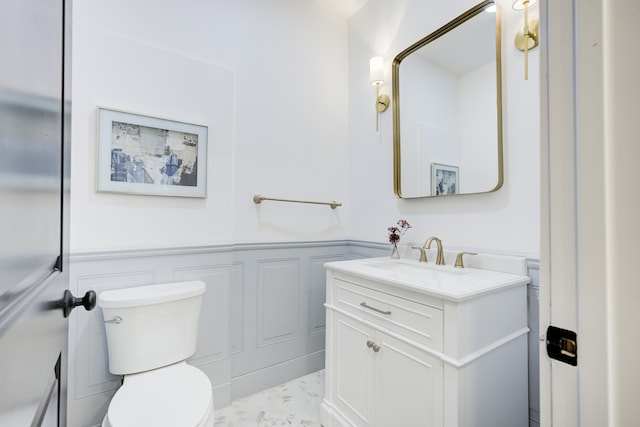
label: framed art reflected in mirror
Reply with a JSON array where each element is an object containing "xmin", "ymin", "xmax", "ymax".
[{"xmin": 431, "ymin": 163, "xmax": 459, "ymax": 196}]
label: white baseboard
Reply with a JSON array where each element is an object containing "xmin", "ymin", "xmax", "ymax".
[{"xmin": 229, "ymin": 350, "xmax": 325, "ymax": 403}]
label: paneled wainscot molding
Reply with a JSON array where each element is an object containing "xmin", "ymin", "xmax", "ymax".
[{"xmin": 65, "ymin": 241, "xmax": 540, "ymax": 427}]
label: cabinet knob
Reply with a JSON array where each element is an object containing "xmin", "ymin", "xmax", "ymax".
[{"xmin": 366, "ymin": 340, "xmax": 381, "ymax": 352}]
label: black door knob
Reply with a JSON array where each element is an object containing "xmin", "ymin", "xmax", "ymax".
[{"xmin": 60, "ymin": 290, "xmax": 97, "ymax": 318}]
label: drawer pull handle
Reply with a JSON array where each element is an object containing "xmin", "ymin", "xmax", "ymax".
[
  {"xmin": 360, "ymin": 302, "xmax": 391, "ymax": 315},
  {"xmin": 367, "ymin": 340, "xmax": 375, "ymax": 348}
]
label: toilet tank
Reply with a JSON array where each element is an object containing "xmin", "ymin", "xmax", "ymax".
[{"xmin": 98, "ymin": 281, "xmax": 205, "ymax": 375}]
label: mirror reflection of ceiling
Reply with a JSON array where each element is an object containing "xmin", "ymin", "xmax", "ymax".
[
  {"xmin": 314, "ymin": 0, "xmax": 369, "ymax": 18},
  {"xmin": 416, "ymin": 11, "xmax": 495, "ymax": 76}
]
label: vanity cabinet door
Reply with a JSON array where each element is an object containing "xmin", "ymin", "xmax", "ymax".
[
  {"xmin": 330, "ymin": 313, "xmax": 444, "ymax": 426},
  {"xmin": 331, "ymin": 313, "xmax": 376, "ymax": 426},
  {"xmin": 376, "ymin": 331, "xmax": 444, "ymax": 426}
]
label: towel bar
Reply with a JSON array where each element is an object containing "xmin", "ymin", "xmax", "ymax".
[{"xmin": 253, "ymin": 194, "xmax": 342, "ymax": 209}]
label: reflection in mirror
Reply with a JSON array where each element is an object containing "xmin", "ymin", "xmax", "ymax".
[{"xmin": 392, "ymin": 0, "xmax": 502, "ymax": 198}]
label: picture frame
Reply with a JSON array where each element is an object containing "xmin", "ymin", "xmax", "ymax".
[
  {"xmin": 97, "ymin": 107, "xmax": 208, "ymax": 197},
  {"xmin": 431, "ymin": 163, "xmax": 459, "ymax": 196}
]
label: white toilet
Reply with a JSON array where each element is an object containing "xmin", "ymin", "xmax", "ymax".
[{"xmin": 98, "ymin": 281, "xmax": 214, "ymax": 427}]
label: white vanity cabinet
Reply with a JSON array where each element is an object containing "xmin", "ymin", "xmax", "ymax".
[
  {"xmin": 330, "ymin": 310, "xmax": 444, "ymax": 426},
  {"xmin": 320, "ymin": 258, "xmax": 530, "ymax": 427}
]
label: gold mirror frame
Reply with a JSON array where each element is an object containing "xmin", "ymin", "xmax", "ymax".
[{"xmin": 392, "ymin": 0, "xmax": 503, "ymax": 198}]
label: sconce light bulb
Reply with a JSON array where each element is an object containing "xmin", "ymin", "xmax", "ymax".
[
  {"xmin": 512, "ymin": 0, "xmax": 538, "ymax": 10},
  {"xmin": 369, "ymin": 56, "xmax": 389, "ymax": 131},
  {"xmin": 369, "ymin": 56, "xmax": 385, "ymax": 86}
]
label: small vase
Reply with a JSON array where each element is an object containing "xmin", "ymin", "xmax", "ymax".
[{"xmin": 390, "ymin": 244, "xmax": 400, "ymax": 259}]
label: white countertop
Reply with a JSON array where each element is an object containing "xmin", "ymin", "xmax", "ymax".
[{"xmin": 325, "ymin": 257, "xmax": 530, "ymax": 302}]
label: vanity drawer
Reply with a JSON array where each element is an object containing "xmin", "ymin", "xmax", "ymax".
[{"xmin": 334, "ymin": 279, "xmax": 443, "ymax": 351}]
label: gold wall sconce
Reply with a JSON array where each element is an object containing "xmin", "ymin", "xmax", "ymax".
[
  {"xmin": 369, "ymin": 56, "xmax": 390, "ymax": 131},
  {"xmin": 513, "ymin": 0, "xmax": 539, "ymax": 80}
]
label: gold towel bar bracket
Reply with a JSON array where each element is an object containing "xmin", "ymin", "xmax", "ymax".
[{"xmin": 253, "ymin": 194, "xmax": 342, "ymax": 209}]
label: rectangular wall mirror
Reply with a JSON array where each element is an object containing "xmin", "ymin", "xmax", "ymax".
[{"xmin": 392, "ymin": 0, "xmax": 503, "ymax": 198}]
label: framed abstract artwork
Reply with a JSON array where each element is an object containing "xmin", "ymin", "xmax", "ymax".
[{"xmin": 97, "ymin": 107, "xmax": 207, "ymax": 197}]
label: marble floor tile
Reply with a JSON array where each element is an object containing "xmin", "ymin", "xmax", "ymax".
[{"xmin": 214, "ymin": 370, "xmax": 324, "ymax": 427}]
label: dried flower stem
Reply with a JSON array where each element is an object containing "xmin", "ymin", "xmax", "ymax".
[{"xmin": 388, "ymin": 219, "xmax": 411, "ymax": 244}]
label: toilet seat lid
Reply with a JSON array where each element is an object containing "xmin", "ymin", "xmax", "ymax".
[{"xmin": 107, "ymin": 362, "xmax": 213, "ymax": 427}]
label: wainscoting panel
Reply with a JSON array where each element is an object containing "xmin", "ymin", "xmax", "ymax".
[
  {"xmin": 256, "ymin": 258, "xmax": 300, "ymax": 347},
  {"xmin": 527, "ymin": 260, "xmax": 541, "ymax": 427},
  {"xmin": 230, "ymin": 262, "xmax": 245, "ymax": 355},
  {"xmin": 67, "ymin": 247, "xmax": 234, "ymax": 427},
  {"xmin": 309, "ymin": 255, "xmax": 344, "ymax": 335},
  {"xmin": 65, "ymin": 241, "xmax": 539, "ymax": 427},
  {"xmin": 66, "ymin": 242, "xmax": 347, "ymax": 427},
  {"xmin": 346, "ymin": 240, "xmax": 389, "ymax": 260},
  {"xmin": 174, "ymin": 265, "xmax": 231, "ymax": 365},
  {"xmin": 229, "ymin": 242, "xmax": 347, "ymax": 399}
]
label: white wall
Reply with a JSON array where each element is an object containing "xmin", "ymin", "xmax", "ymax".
[
  {"xmin": 67, "ymin": 2, "xmax": 542, "ymax": 423},
  {"xmin": 71, "ymin": 0, "xmax": 539, "ymax": 256},
  {"xmin": 348, "ymin": 0, "xmax": 540, "ymax": 257},
  {"xmin": 71, "ymin": 0, "xmax": 351, "ymax": 251}
]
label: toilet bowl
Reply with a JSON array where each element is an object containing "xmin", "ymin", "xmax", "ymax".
[{"xmin": 98, "ymin": 281, "xmax": 214, "ymax": 427}]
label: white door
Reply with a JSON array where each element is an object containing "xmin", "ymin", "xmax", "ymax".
[
  {"xmin": 540, "ymin": 0, "xmax": 640, "ymax": 425},
  {"xmin": 376, "ymin": 331, "xmax": 443, "ymax": 427},
  {"xmin": 332, "ymin": 313, "xmax": 376, "ymax": 426}
]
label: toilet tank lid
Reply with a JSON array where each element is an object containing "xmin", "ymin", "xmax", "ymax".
[{"xmin": 98, "ymin": 281, "xmax": 205, "ymax": 309}]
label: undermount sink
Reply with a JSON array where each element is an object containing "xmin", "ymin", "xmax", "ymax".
[
  {"xmin": 324, "ymin": 256, "xmax": 530, "ymax": 301},
  {"xmin": 364, "ymin": 258, "xmax": 466, "ymax": 279}
]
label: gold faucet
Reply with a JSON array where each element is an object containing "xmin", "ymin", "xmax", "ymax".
[{"xmin": 412, "ymin": 236, "xmax": 445, "ymax": 265}]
